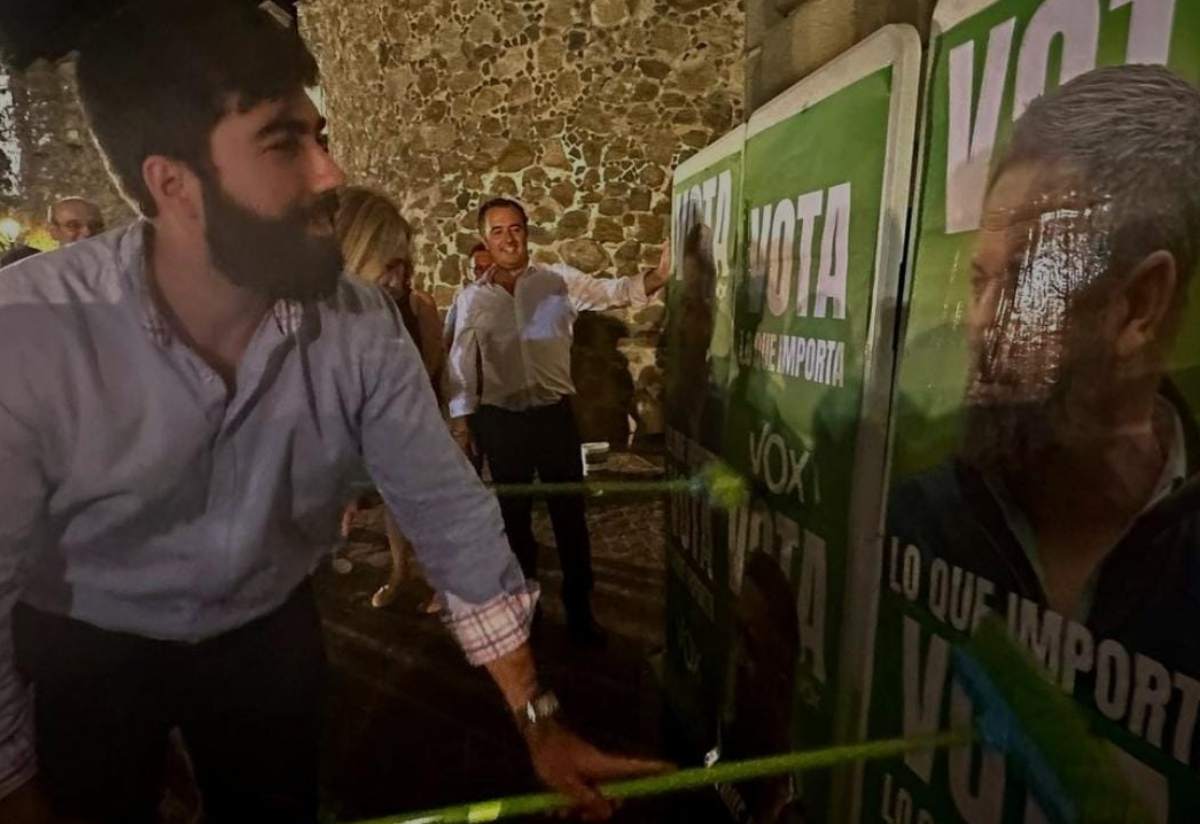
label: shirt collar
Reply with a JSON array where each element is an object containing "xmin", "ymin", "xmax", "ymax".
[
  {"xmin": 479, "ymin": 262, "xmax": 535, "ymax": 287},
  {"xmin": 1149, "ymin": 396, "xmax": 1189, "ymax": 505},
  {"xmin": 982, "ymin": 395, "xmax": 1189, "ymax": 620},
  {"xmin": 123, "ymin": 220, "xmax": 305, "ymax": 348}
]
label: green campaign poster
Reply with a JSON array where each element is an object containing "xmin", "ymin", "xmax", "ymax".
[
  {"xmin": 715, "ymin": 25, "xmax": 921, "ymax": 823},
  {"xmin": 863, "ymin": 1, "xmax": 1200, "ymax": 822},
  {"xmin": 662, "ymin": 125, "xmax": 744, "ymax": 755}
]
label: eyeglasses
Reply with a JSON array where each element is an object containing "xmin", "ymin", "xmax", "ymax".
[{"xmin": 55, "ymin": 220, "xmax": 105, "ymax": 234}]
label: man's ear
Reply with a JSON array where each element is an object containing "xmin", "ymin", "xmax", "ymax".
[
  {"xmin": 1114, "ymin": 250, "xmax": 1178, "ymax": 359},
  {"xmin": 141, "ymin": 155, "xmax": 204, "ymax": 222}
]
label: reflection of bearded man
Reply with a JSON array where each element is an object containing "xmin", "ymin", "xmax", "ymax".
[
  {"xmin": 719, "ymin": 552, "xmax": 806, "ymax": 824},
  {"xmin": 667, "ymin": 222, "xmax": 718, "ymax": 439}
]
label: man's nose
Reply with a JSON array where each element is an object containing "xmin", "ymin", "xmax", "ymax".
[{"xmin": 309, "ymin": 142, "xmax": 346, "ymax": 193}]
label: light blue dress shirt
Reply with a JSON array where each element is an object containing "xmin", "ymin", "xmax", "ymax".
[{"xmin": 0, "ymin": 221, "xmax": 531, "ymax": 795}]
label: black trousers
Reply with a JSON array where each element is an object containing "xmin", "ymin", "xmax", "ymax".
[
  {"xmin": 14, "ymin": 581, "xmax": 325, "ymax": 824},
  {"xmin": 470, "ymin": 398, "xmax": 594, "ymax": 621}
]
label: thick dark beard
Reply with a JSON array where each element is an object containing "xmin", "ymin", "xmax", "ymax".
[
  {"xmin": 202, "ymin": 177, "xmax": 344, "ymax": 303},
  {"xmin": 960, "ymin": 398, "xmax": 1063, "ymax": 477},
  {"xmin": 960, "ymin": 339, "xmax": 1113, "ymax": 478}
]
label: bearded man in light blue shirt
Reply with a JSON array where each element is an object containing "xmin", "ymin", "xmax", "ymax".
[{"xmin": 0, "ymin": 2, "xmax": 664, "ymax": 822}]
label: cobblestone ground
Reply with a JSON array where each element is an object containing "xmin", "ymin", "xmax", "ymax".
[{"xmin": 314, "ymin": 450, "xmax": 706, "ymax": 823}]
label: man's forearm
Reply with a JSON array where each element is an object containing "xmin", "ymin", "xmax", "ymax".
[
  {"xmin": 483, "ymin": 642, "xmax": 540, "ymax": 712},
  {"xmin": 642, "ymin": 265, "xmax": 667, "ymax": 297},
  {"xmin": 643, "ymin": 243, "xmax": 671, "ymax": 296}
]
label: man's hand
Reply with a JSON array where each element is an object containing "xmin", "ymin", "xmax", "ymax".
[
  {"xmin": 643, "ymin": 243, "xmax": 671, "ymax": 297},
  {"xmin": 339, "ymin": 500, "xmax": 358, "ymax": 539},
  {"xmin": 524, "ymin": 719, "xmax": 672, "ymax": 820},
  {"xmin": 449, "ymin": 416, "xmax": 475, "ymax": 459}
]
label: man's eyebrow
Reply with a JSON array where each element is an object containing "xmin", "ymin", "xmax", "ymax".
[{"xmin": 255, "ymin": 115, "xmax": 326, "ymax": 141}]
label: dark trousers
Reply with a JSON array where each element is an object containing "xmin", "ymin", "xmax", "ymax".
[
  {"xmin": 14, "ymin": 582, "xmax": 326, "ymax": 824},
  {"xmin": 470, "ymin": 398, "xmax": 594, "ymax": 621}
]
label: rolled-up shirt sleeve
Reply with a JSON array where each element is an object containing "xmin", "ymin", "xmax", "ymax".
[
  {"xmin": 0, "ymin": 400, "xmax": 42, "ymax": 799},
  {"xmin": 556, "ymin": 263, "xmax": 650, "ymax": 312},
  {"xmin": 444, "ymin": 292, "xmax": 482, "ymax": 419},
  {"xmin": 441, "ymin": 298, "xmax": 459, "ymax": 353},
  {"xmin": 358, "ymin": 296, "xmax": 536, "ymax": 664}
]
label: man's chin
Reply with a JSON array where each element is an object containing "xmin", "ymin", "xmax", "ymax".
[
  {"xmin": 960, "ymin": 399, "xmax": 1060, "ymax": 476},
  {"xmin": 495, "ymin": 254, "xmax": 528, "ymax": 270}
]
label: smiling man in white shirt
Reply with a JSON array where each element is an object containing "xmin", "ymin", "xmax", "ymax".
[{"xmin": 446, "ymin": 198, "xmax": 669, "ymax": 645}]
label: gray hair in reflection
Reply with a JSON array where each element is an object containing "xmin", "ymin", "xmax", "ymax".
[{"xmin": 997, "ymin": 64, "xmax": 1200, "ymax": 316}]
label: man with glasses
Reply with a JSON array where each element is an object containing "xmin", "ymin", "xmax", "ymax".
[{"xmin": 47, "ymin": 197, "xmax": 105, "ymax": 245}]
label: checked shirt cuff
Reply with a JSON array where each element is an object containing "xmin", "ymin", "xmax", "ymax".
[{"xmin": 441, "ymin": 582, "xmax": 540, "ymax": 666}]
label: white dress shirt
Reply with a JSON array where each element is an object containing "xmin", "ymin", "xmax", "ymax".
[{"xmin": 445, "ymin": 262, "xmax": 650, "ymax": 417}]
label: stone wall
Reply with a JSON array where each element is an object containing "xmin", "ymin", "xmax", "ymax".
[
  {"xmin": 745, "ymin": 0, "xmax": 934, "ymax": 109},
  {"xmin": 2, "ymin": 57, "xmax": 132, "ymax": 234},
  {"xmin": 299, "ymin": 0, "xmax": 745, "ymax": 443},
  {"xmin": 300, "ymin": 0, "xmax": 744, "ymax": 303}
]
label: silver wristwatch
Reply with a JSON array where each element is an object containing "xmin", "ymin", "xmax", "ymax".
[{"xmin": 516, "ymin": 690, "xmax": 561, "ymax": 731}]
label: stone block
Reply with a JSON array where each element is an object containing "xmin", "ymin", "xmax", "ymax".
[
  {"xmin": 638, "ymin": 165, "xmax": 666, "ymax": 188},
  {"xmin": 560, "ymin": 239, "xmax": 611, "ymax": 273},
  {"xmin": 632, "ymin": 80, "xmax": 659, "ymax": 102},
  {"xmin": 536, "ymin": 36, "xmax": 567, "ymax": 73},
  {"xmin": 649, "ymin": 22, "xmax": 689, "ymax": 55},
  {"xmin": 750, "ymin": 0, "xmax": 845, "ymax": 109},
  {"xmin": 492, "ymin": 175, "xmax": 519, "ymax": 196},
  {"xmin": 603, "ymin": 181, "xmax": 630, "ymax": 198},
  {"xmin": 637, "ymin": 59, "xmax": 671, "ymax": 80},
  {"xmin": 455, "ymin": 232, "xmax": 481, "ymax": 254},
  {"xmin": 439, "ymin": 255, "xmax": 464, "ymax": 285},
  {"xmin": 749, "ymin": 0, "xmax": 934, "ymax": 110},
  {"xmin": 496, "ymin": 141, "xmax": 536, "ymax": 172},
  {"xmin": 634, "ymin": 213, "xmax": 665, "ymax": 242},
  {"xmin": 615, "ymin": 240, "xmax": 642, "ymax": 262},
  {"xmin": 598, "ymin": 198, "xmax": 626, "ymax": 217},
  {"xmin": 494, "ymin": 48, "xmax": 529, "ymax": 80},
  {"xmin": 548, "ymin": 180, "xmax": 576, "ymax": 208},
  {"xmin": 674, "ymin": 55, "xmax": 718, "ymax": 95},
  {"xmin": 558, "ymin": 209, "xmax": 591, "ymax": 238},
  {"xmin": 528, "ymin": 224, "xmax": 557, "ymax": 244},
  {"xmin": 530, "ymin": 202, "xmax": 561, "ymax": 225},
  {"xmin": 591, "ymin": 0, "xmax": 629, "ymax": 28},
  {"xmin": 628, "ymin": 190, "xmax": 652, "ymax": 211},
  {"xmin": 593, "ymin": 216, "xmax": 625, "ymax": 243},
  {"xmin": 543, "ymin": 0, "xmax": 575, "ymax": 29},
  {"xmin": 542, "ymin": 139, "xmax": 572, "ymax": 170}
]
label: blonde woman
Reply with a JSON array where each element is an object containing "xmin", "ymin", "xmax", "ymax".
[{"xmin": 336, "ymin": 187, "xmax": 444, "ymax": 609}]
